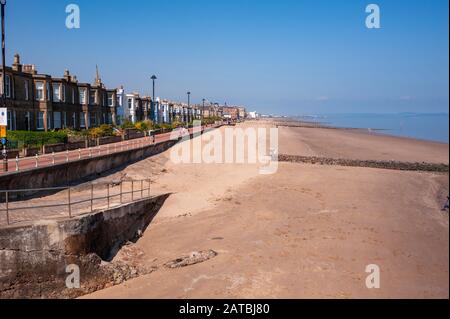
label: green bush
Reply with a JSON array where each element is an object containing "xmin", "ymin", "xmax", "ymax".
[{"xmin": 8, "ymin": 131, "xmax": 68, "ymax": 149}]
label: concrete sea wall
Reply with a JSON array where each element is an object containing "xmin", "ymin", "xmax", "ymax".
[
  {"xmin": 0, "ymin": 194, "xmax": 169, "ymax": 299},
  {"xmin": 0, "ymin": 139, "xmax": 179, "ymax": 191}
]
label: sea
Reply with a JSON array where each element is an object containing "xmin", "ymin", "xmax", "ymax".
[{"xmin": 295, "ymin": 113, "xmax": 449, "ymax": 143}]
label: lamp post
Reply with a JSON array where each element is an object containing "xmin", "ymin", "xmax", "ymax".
[
  {"xmin": 1, "ymin": 0, "xmax": 7, "ymax": 172},
  {"xmin": 187, "ymin": 91, "xmax": 191, "ymax": 123},
  {"xmin": 202, "ymin": 98, "xmax": 205, "ymax": 121},
  {"xmin": 151, "ymin": 75, "xmax": 157, "ymax": 123}
]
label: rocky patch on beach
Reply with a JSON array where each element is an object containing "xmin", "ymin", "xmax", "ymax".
[
  {"xmin": 278, "ymin": 154, "xmax": 449, "ymax": 172},
  {"xmin": 164, "ymin": 250, "xmax": 218, "ymax": 269}
]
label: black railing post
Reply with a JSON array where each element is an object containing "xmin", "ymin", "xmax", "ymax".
[
  {"xmin": 5, "ymin": 190, "xmax": 9, "ymax": 225},
  {"xmin": 107, "ymin": 183, "xmax": 110, "ymax": 209},
  {"xmin": 68, "ymin": 187, "xmax": 72, "ymax": 218},
  {"xmin": 90, "ymin": 184, "xmax": 94, "ymax": 213},
  {"xmin": 120, "ymin": 182, "xmax": 123, "ymax": 204}
]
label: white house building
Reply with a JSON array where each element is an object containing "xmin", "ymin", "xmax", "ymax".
[
  {"xmin": 115, "ymin": 86, "xmax": 126, "ymax": 125},
  {"xmin": 125, "ymin": 92, "xmax": 141, "ymax": 123}
]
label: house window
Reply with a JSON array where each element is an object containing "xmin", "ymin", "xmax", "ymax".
[
  {"xmin": 7, "ymin": 111, "xmax": 12, "ymax": 130},
  {"xmin": 79, "ymin": 112, "xmax": 86, "ymax": 128},
  {"xmin": 62, "ymin": 85, "xmax": 66, "ymax": 102},
  {"xmin": 72, "ymin": 88, "xmax": 75, "ymax": 104},
  {"xmin": 24, "ymin": 80, "xmax": 29, "ymax": 101},
  {"xmin": 127, "ymin": 98, "xmax": 132, "ymax": 109},
  {"xmin": 79, "ymin": 88, "xmax": 87, "ymax": 104},
  {"xmin": 4, "ymin": 75, "xmax": 11, "ymax": 98},
  {"xmin": 90, "ymin": 91, "xmax": 96, "ymax": 105},
  {"xmin": 62, "ymin": 112, "xmax": 67, "ymax": 128},
  {"xmin": 47, "ymin": 111, "xmax": 53, "ymax": 129},
  {"xmin": 35, "ymin": 82, "xmax": 44, "ymax": 101},
  {"xmin": 37, "ymin": 112, "xmax": 44, "ymax": 130},
  {"xmin": 47, "ymin": 82, "xmax": 52, "ymax": 101},
  {"xmin": 25, "ymin": 112, "xmax": 31, "ymax": 131},
  {"xmin": 90, "ymin": 112, "xmax": 97, "ymax": 126},
  {"xmin": 53, "ymin": 83, "xmax": 61, "ymax": 102},
  {"xmin": 54, "ymin": 111, "xmax": 62, "ymax": 129},
  {"xmin": 108, "ymin": 93, "xmax": 114, "ymax": 106},
  {"xmin": 72, "ymin": 112, "xmax": 76, "ymax": 128}
]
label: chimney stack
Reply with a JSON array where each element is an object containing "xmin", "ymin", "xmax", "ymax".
[
  {"xmin": 12, "ymin": 53, "xmax": 22, "ymax": 72},
  {"xmin": 64, "ymin": 69, "xmax": 71, "ymax": 82},
  {"xmin": 23, "ymin": 64, "xmax": 37, "ymax": 75}
]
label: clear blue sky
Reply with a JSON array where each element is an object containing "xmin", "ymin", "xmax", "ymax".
[{"xmin": 6, "ymin": 0, "xmax": 449, "ymax": 115}]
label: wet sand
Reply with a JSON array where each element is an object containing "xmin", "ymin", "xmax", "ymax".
[
  {"xmin": 277, "ymin": 124, "xmax": 449, "ymax": 163},
  {"xmin": 80, "ymin": 121, "xmax": 449, "ymax": 299}
]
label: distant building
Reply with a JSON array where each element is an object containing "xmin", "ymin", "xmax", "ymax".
[
  {"xmin": 247, "ymin": 111, "xmax": 259, "ymax": 119},
  {"xmin": 237, "ymin": 107, "xmax": 246, "ymax": 120},
  {"xmin": 222, "ymin": 106, "xmax": 239, "ymax": 120}
]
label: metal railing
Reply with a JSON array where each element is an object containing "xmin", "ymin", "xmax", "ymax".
[
  {"xmin": 2, "ymin": 124, "xmax": 220, "ymax": 174},
  {"xmin": 0, "ymin": 179, "xmax": 151, "ymax": 226},
  {"xmin": 7, "ymin": 137, "xmax": 157, "ymax": 173}
]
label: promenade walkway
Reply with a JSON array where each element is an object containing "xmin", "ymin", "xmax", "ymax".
[{"xmin": 1, "ymin": 124, "xmax": 217, "ymax": 175}]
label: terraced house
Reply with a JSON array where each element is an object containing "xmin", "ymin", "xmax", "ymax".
[{"xmin": 0, "ymin": 54, "xmax": 117, "ymax": 131}]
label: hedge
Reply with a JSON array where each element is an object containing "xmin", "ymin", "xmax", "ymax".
[{"xmin": 7, "ymin": 131, "xmax": 68, "ymax": 149}]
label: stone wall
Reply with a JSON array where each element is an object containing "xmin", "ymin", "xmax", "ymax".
[
  {"xmin": 98, "ymin": 136, "xmax": 123, "ymax": 145},
  {"xmin": 42, "ymin": 141, "xmax": 87, "ymax": 154}
]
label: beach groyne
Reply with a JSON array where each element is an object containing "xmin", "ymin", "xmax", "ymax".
[{"xmin": 278, "ymin": 154, "xmax": 449, "ymax": 172}]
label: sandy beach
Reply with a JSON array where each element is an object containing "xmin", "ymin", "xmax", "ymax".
[{"xmin": 76, "ymin": 120, "xmax": 449, "ymax": 299}]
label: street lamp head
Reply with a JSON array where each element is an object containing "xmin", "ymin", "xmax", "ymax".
[
  {"xmin": 0, "ymin": 0, "xmax": 6, "ymax": 5},
  {"xmin": 151, "ymin": 75, "xmax": 157, "ymax": 80}
]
